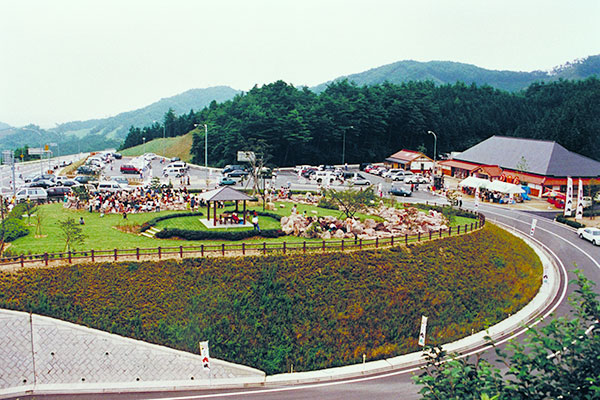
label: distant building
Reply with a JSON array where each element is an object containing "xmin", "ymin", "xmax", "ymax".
[
  {"xmin": 384, "ymin": 149, "xmax": 434, "ymax": 172},
  {"xmin": 439, "ymin": 136, "xmax": 600, "ymax": 197}
]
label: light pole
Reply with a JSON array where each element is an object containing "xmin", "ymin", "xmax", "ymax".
[
  {"xmin": 342, "ymin": 125, "xmax": 354, "ymax": 165},
  {"xmin": 194, "ymin": 123, "xmax": 209, "ymax": 173},
  {"xmin": 142, "ymin": 137, "xmax": 146, "ymax": 155},
  {"xmin": 427, "ymin": 130, "xmax": 437, "ymax": 174}
]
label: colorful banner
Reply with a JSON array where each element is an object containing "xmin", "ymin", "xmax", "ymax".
[
  {"xmin": 199, "ymin": 341, "xmax": 210, "ymax": 369},
  {"xmin": 418, "ymin": 315, "xmax": 428, "ymax": 347},
  {"xmin": 576, "ymin": 178, "xmax": 584, "ymax": 220},
  {"xmin": 564, "ymin": 177, "xmax": 573, "ymax": 216}
]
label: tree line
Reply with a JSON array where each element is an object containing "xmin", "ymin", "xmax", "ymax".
[{"xmin": 120, "ymin": 77, "xmax": 600, "ymax": 167}]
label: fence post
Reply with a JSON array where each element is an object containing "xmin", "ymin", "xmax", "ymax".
[
  {"xmin": 322, "ymin": 240, "xmax": 325, "ymax": 251},
  {"xmin": 283, "ymin": 242, "xmax": 286, "ymax": 254},
  {"xmin": 113, "ymin": 249, "xmax": 117, "ymax": 261},
  {"xmin": 91, "ymin": 249, "xmax": 95, "ymax": 262},
  {"xmin": 69, "ymin": 251, "xmax": 72, "ymax": 263},
  {"xmin": 263, "ymin": 242, "xmax": 266, "ymax": 255},
  {"xmin": 391, "ymin": 235, "xmax": 394, "ymax": 246},
  {"xmin": 179, "ymin": 246, "xmax": 183, "ymax": 258},
  {"xmin": 242, "ymin": 243, "xmax": 245, "ymax": 255},
  {"xmin": 449, "ymin": 227, "xmax": 452, "ymax": 236},
  {"xmin": 376, "ymin": 237, "xmax": 379, "ymax": 248},
  {"xmin": 136, "ymin": 248, "xmax": 140, "ymax": 260},
  {"xmin": 457, "ymin": 225, "xmax": 460, "ymax": 235},
  {"xmin": 200, "ymin": 245, "xmax": 204, "ymax": 257},
  {"xmin": 470, "ymin": 222, "xmax": 473, "ymax": 231},
  {"xmin": 303, "ymin": 241, "xmax": 306, "ymax": 253},
  {"xmin": 465, "ymin": 223, "xmax": 468, "ymax": 233},
  {"xmin": 359, "ymin": 238, "xmax": 362, "ymax": 250},
  {"xmin": 341, "ymin": 239, "xmax": 344, "ymax": 251},
  {"xmin": 439, "ymin": 229, "xmax": 442, "ymax": 238},
  {"xmin": 418, "ymin": 232, "xmax": 421, "ymax": 242},
  {"xmin": 44, "ymin": 253, "xmax": 48, "ymax": 266},
  {"xmin": 158, "ymin": 246, "xmax": 162, "ymax": 259},
  {"xmin": 20, "ymin": 255, "xmax": 24, "ymax": 268},
  {"xmin": 429, "ymin": 231, "xmax": 432, "ymax": 240},
  {"xmin": 222, "ymin": 243, "xmax": 225, "ymax": 256},
  {"xmin": 475, "ymin": 221, "xmax": 479, "ymax": 229},
  {"xmin": 405, "ymin": 233, "xmax": 408, "ymax": 245}
]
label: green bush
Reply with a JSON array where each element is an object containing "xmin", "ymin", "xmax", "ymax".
[
  {"xmin": 140, "ymin": 212, "xmax": 204, "ymax": 232},
  {"xmin": 155, "ymin": 228, "xmax": 285, "ymax": 241},
  {"xmin": 0, "ymin": 218, "xmax": 30, "ymax": 242},
  {"xmin": 555, "ymin": 214, "xmax": 585, "ymax": 228},
  {"xmin": 317, "ymin": 196, "xmax": 338, "ymax": 210}
]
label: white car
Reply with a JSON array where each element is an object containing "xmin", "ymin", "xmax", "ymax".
[
  {"xmin": 348, "ymin": 174, "xmax": 371, "ymax": 186},
  {"xmin": 577, "ymin": 227, "xmax": 600, "ymax": 246},
  {"xmin": 405, "ymin": 174, "xmax": 429, "ymax": 184}
]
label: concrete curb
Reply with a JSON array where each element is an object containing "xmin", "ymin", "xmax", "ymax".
[{"xmin": 0, "ymin": 224, "xmax": 561, "ymax": 398}]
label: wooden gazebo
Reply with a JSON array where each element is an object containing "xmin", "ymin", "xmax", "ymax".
[{"xmin": 196, "ymin": 187, "xmax": 255, "ymax": 227}]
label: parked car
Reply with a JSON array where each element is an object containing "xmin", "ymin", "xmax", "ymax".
[
  {"xmin": 15, "ymin": 187, "xmax": 48, "ymax": 202},
  {"xmin": 405, "ymin": 173, "xmax": 428, "ymax": 184},
  {"xmin": 389, "ymin": 184, "xmax": 412, "ymax": 197},
  {"xmin": 32, "ymin": 174, "xmax": 56, "ymax": 182},
  {"xmin": 166, "ymin": 161, "xmax": 188, "ymax": 171},
  {"xmin": 170, "ymin": 157, "xmax": 181, "ymax": 162},
  {"xmin": 111, "ymin": 177, "xmax": 129, "ymax": 186},
  {"xmin": 46, "ymin": 186, "xmax": 71, "ymax": 198},
  {"xmin": 112, "ymin": 152, "xmax": 122, "ymax": 159},
  {"xmin": 96, "ymin": 181, "xmax": 125, "ymax": 193},
  {"xmin": 577, "ymin": 227, "xmax": 600, "ymax": 246},
  {"xmin": 223, "ymin": 165, "xmax": 245, "ymax": 174},
  {"xmin": 359, "ymin": 163, "xmax": 372, "ymax": 171},
  {"xmin": 163, "ymin": 166, "xmax": 185, "ymax": 177},
  {"xmin": 311, "ymin": 171, "xmax": 335, "ymax": 184},
  {"xmin": 59, "ymin": 160, "xmax": 73, "ymax": 167},
  {"xmin": 349, "ymin": 174, "xmax": 371, "ymax": 186},
  {"xmin": 74, "ymin": 175, "xmax": 95, "ymax": 184},
  {"xmin": 143, "ymin": 153, "xmax": 157, "ymax": 161},
  {"xmin": 120, "ymin": 164, "xmax": 140, "ymax": 174},
  {"xmin": 60, "ymin": 179, "xmax": 79, "ymax": 187},
  {"xmin": 301, "ymin": 168, "xmax": 317, "ymax": 178},
  {"xmin": 374, "ymin": 166, "xmax": 388, "ymax": 176},
  {"xmin": 294, "ymin": 165, "xmax": 312, "ymax": 174},
  {"xmin": 227, "ymin": 169, "xmax": 249, "ymax": 178},
  {"xmin": 219, "ymin": 177, "xmax": 236, "ymax": 186},
  {"xmin": 391, "ymin": 171, "xmax": 414, "ymax": 181},
  {"xmin": 77, "ymin": 165, "xmax": 97, "ymax": 175},
  {"xmin": 27, "ymin": 179, "xmax": 55, "ymax": 189},
  {"xmin": 383, "ymin": 169, "xmax": 403, "ymax": 178}
]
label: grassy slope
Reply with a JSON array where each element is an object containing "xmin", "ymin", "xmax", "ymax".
[
  {"xmin": 0, "ymin": 224, "xmax": 542, "ymax": 375},
  {"xmin": 119, "ymin": 132, "xmax": 194, "ymax": 162}
]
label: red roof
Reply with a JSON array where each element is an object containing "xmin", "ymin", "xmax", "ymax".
[
  {"xmin": 438, "ymin": 159, "xmax": 480, "ymax": 171},
  {"xmin": 387, "ymin": 149, "xmax": 428, "ymax": 162}
]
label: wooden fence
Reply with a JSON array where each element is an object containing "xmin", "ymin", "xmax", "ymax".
[{"xmin": 1, "ymin": 216, "xmax": 485, "ymax": 269}]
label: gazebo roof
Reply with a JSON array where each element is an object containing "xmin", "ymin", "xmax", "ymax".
[{"xmin": 197, "ymin": 187, "xmax": 255, "ymax": 202}]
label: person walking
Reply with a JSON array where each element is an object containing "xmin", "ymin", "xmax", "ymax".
[{"xmin": 252, "ymin": 212, "xmax": 260, "ymax": 232}]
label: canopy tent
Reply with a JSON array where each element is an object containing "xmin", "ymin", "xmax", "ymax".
[
  {"xmin": 458, "ymin": 176, "xmax": 490, "ymax": 189},
  {"xmin": 486, "ymin": 180, "xmax": 526, "ymax": 194},
  {"xmin": 197, "ymin": 187, "xmax": 255, "ymax": 227}
]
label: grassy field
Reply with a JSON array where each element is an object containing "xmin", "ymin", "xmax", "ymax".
[
  {"xmin": 7, "ymin": 201, "xmax": 477, "ymax": 255},
  {"xmin": 120, "ymin": 132, "xmax": 194, "ymax": 162},
  {"xmin": 0, "ymin": 224, "xmax": 542, "ymax": 374}
]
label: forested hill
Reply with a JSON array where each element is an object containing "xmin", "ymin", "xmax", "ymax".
[
  {"xmin": 311, "ymin": 55, "xmax": 600, "ymax": 93},
  {"xmin": 122, "ymin": 78, "xmax": 600, "ymax": 168}
]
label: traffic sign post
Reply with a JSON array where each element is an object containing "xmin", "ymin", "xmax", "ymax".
[{"xmin": 418, "ymin": 315, "xmax": 428, "ymax": 348}]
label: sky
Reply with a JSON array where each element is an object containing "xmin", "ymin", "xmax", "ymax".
[{"xmin": 1, "ymin": 0, "xmax": 599, "ymax": 128}]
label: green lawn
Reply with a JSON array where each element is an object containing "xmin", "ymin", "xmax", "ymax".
[{"xmin": 7, "ymin": 202, "xmax": 477, "ymax": 256}]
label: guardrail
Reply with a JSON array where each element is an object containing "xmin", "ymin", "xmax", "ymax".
[{"xmin": 1, "ymin": 215, "xmax": 485, "ymax": 269}]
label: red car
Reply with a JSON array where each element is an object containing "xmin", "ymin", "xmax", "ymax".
[{"xmin": 120, "ymin": 164, "xmax": 140, "ymax": 174}]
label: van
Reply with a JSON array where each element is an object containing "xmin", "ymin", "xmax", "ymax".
[
  {"xmin": 163, "ymin": 166, "xmax": 185, "ymax": 177},
  {"xmin": 15, "ymin": 188, "xmax": 48, "ymax": 202},
  {"xmin": 167, "ymin": 161, "xmax": 188, "ymax": 170},
  {"xmin": 310, "ymin": 171, "xmax": 335, "ymax": 184},
  {"xmin": 96, "ymin": 181, "xmax": 123, "ymax": 193}
]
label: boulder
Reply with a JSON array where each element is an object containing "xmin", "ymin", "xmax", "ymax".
[
  {"xmin": 364, "ymin": 219, "xmax": 377, "ymax": 229},
  {"xmin": 334, "ymin": 229, "xmax": 345, "ymax": 239},
  {"xmin": 321, "ymin": 231, "xmax": 332, "ymax": 239}
]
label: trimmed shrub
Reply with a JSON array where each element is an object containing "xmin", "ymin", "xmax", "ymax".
[
  {"xmin": 140, "ymin": 212, "xmax": 204, "ymax": 232},
  {"xmin": 155, "ymin": 228, "xmax": 285, "ymax": 241},
  {"xmin": 0, "ymin": 218, "xmax": 30, "ymax": 242},
  {"xmin": 555, "ymin": 214, "xmax": 585, "ymax": 228}
]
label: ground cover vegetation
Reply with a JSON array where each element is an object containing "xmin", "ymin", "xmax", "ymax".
[
  {"xmin": 414, "ymin": 271, "xmax": 600, "ymax": 400},
  {"xmin": 121, "ymin": 78, "xmax": 600, "ymax": 166},
  {"xmin": 0, "ymin": 224, "xmax": 541, "ymax": 374}
]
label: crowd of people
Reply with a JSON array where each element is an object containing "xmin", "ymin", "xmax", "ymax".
[{"xmin": 64, "ymin": 186, "xmax": 209, "ymax": 215}]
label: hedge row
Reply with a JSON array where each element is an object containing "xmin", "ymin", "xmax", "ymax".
[
  {"xmin": 155, "ymin": 227, "xmax": 285, "ymax": 241},
  {"xmin": 140, "ymin": 212, "xmax": 204, "ymax": 232},
  {"xmin": 555, "ymin": 214, "xmax": 585, "ymax": 228}
]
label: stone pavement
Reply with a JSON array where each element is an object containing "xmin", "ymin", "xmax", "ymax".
[{"xmin": 0, "ymin": 309, "xmax": 264, "ymax": 398}]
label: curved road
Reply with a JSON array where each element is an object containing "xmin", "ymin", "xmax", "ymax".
[{"xmin": 12, "ymin": 201, "xmax": 600, "ymax": 400}]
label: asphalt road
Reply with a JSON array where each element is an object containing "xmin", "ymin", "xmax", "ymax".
[{"xmin": 7, "ymin": 168, "xmax": 600, "ymax": 400}]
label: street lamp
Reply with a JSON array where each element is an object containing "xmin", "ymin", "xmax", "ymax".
[
  {"xmin": 142, "ymin": 137, "xmax": 146, "ymax": 155},
  {"xmin": 194, "ymin": 123, "xmax": 208, "ymax": 172},
  {"xmin": 342, "ymin": 125, "xmax": 354, "ymax": 165},
  {"xmin": 427, "ymin": 130, "xmax": 437, "ymax": 174}
]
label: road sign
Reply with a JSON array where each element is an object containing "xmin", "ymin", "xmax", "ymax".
[
  {"xmin": 237, "ymin": 151, "xmax": 255, "ymax": 163},
  {"xmin": 199, "ymin": 341, "xmax": 210, "ymax": 369},
  {"xmin": 28, "ymin": 147, "xmax": 44, "ymax": 155},
  {"xmin": 418, "ymin": 316, "xmax": 428, "ymax": 347},
  {"xmin": 530, "ymin": 219, "xmax": 537, "ymax": 236},
  {"xmin": 2, "ymin": 151, "xmax": 14, "ymax": 165}
]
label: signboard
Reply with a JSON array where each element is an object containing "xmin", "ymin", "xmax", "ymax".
[
  {"xmin": 199, "ymin": 341, "xmax": 210, "ymax": 369},
  {"xmin": 564, "ymin": 177, "xmax": 573, "ymax": 216},
  {"xmin": 28, "ymin": 147, "xmax": 45, "ymax": 155},
  {"xmin": 2, "ymin": 151, "xmax": 14, "ymax": 165},
  {"xmin": 575, "ymin": 179, "xmax": 584, "ymax": 220},
  {"xmin": 530, "ymin": 219, "xmax": 537, "ymax": 236},
  {"xmin": 418, "ymin": 316, "xmax": 428, "ymax": 347},
  {"xmin": 237, "ymin": 151, "xmax": 255, "ymax": 163}
]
